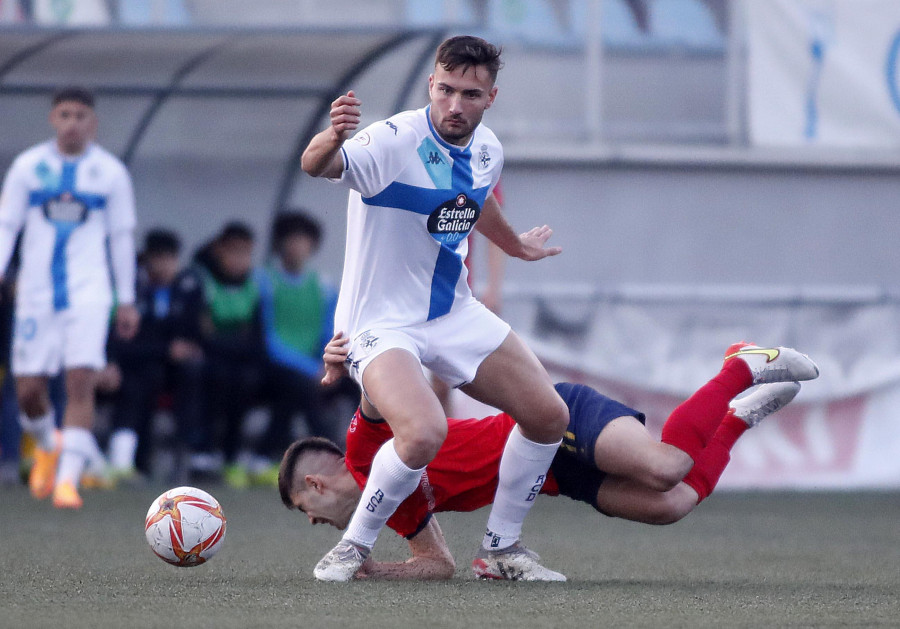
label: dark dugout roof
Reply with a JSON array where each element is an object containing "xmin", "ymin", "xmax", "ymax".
[{"xmin": 0, "ymin": 26, "xmax": 447, "ymax": 212}]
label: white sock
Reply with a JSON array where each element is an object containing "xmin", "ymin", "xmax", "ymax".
[
  {"xmin": 342, "ymin": 439, "xmax": 425, "ymax": 550},
  {"xmin": 55, "ymin": 427, "xmax": 98, "ymax": 487},
  {"xmin": 108, "ymin": 428, "xmax": 138, "ymax": 471},
  {"xmin": 482, "ymin": 426, "xmax": 561, "ymax": 551},
  {"xmin": 19, "ymin": 410, "xmax": 57, "ymax": 451}
]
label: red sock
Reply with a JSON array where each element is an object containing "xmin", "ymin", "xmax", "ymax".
[
  {"xmin": 660, "ymin": 358, "xmax": 753, "ymax": 460},
  {"xmin": 681, "ymin": 412, "xmax": 749, "ymax": 502}
]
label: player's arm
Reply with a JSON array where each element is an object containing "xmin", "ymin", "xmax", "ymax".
[
  {"xmin": 107, "ymin": 166, "xmax": 139, "ymax": 340},
  {"xmin": 355, "ymin": 516, "xmax": 455, "ymax": 581},
  {"xmin": 476, "ymin": 193, "xmax": 562, "ymax": 261},
  {"xmin": 301, "ymin": 91, "xmax": 361, "ymax": 178},
  {"xmin": 0, "ymin": 158, "xmax": 29, "ymax": 280}
]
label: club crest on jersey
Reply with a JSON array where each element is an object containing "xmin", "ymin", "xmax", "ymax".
[
  {"xmin": 43, "ymin": 192, "xmax": 88, "ymax": 224},
  {"xmin": 427, "ymin": 193, "xmax": 480, "ymax": 246},
  {"xmin": 478, "ymin": 144, "xmax": 491, "ymax": 169}
]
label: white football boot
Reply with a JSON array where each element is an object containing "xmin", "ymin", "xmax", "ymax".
[
  {"xmin": 472, "ymin": 541, "xmax": 566, "ymax": 582},
  {"xmin": 314, "ymin": 540, "xmax": 370, "ymax": 582},
  {"xmin": 724, "ymin": 342, "xmax": 819, "ymax": 384},
  {"xmin": 730, "ymin": 381, "xmax": 802, "ymax": 428}
]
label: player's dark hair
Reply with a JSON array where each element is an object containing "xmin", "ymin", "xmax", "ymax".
[
  {"xmin": 435, "ymin": 35, "xmax": 503, "ymax": 83},
  {"xmin": 142, "ymin": 229, "xmax": 181, "ymax": 257},
  {"xmin": 52, "ymin": 86, "xmax": 95, "ymax": 109},
  {"xmin": 270, "ymin": 210, "xmax": 322, "ymax": 253},
  {"xmin": 278, "ymin": 437, "xmax": 345, "ymax": 509},
  {"xmin": 218, "ymin": 221, "xmax": 254, "ymax": 244}
]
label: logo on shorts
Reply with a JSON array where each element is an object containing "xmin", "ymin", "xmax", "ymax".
[
  {"xmin": 427, "ymin": 194, "xmax": 480, "ymax": 246},
  {"xmin": 354, "ymin": 132, "xmax": 371, "ymax": 146},
  {"xmin": 357, "ymin": 330, "xmax": 379, "ymax": 351}
]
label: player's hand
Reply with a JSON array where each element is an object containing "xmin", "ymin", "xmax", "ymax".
[
  {"xmin": 115, "ymin": 303, "xmax": 140, "ymax": 341},
  {"xmin": 170, "ymin": 338, "xmax": 204, "ymax": 363},
  {"xmin": 330, "ymin": 90, "xmax": 362, "ymax": 143},
  {"xmin": 516, "ymin": 225, "xmax": 562, "ymax": 261},
  {"xmin": 321, "ymin": 331, "xmax": 350, "ymax": 387},
  {"xmin": 96, "ymin": 362, "xmax": 122, "ymax": 394}
]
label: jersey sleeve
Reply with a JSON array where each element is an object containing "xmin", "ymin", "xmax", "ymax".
[
  {"xmin": 336, "ymin": 118, "xmax": 418, "ymax": 198},
  {"xmin": 0, "ymin": 156, "xmax": 29, "ymax": 277},
  {"xmin": 104, "ymin": 162, "xmax": 137, "ymax": 234}
]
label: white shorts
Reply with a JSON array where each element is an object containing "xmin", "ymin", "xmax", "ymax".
[
  {"xmin": 346, "ymin": 299, "xmax": 511, "ymax": 393},
  {"xmin": 12, "ymin": 303, "xmax": 112, "ymax": 376}
]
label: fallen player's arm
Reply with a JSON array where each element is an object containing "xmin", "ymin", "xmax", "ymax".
[{"xmin": 355, "ymin": 516, "xmax": 455, "ymax": 580}]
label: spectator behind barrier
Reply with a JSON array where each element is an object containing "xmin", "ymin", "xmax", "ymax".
[
  {"xmin": 170, "ymin": 222, "xmax": 263, "ymax": 486},
  {"xmin": 247, "ymin": 210, "xmax": 354, "ymax": 485},
  {"xmin": 101, "ymin": 229, "xmax": 182, "ymax": 482}
]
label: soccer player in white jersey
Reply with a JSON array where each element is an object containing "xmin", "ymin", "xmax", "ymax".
[
  {"xmin": 0, "ymin": 87, "xmax": 139, "ymax": 509},
  {"xmin": 301, "ymin": 36, "xmax": 570, "ymax": 581}
]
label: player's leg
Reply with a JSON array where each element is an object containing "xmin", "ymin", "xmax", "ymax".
[
  {"xmin": 681, "ymin": 381, "xmax": 801, "ymax": 502},
  {"xmin": 53, "ymin": 305, "xmax": 111, "ymax": 508},
  {"xmin": 460, "ymin": 330, "xmax": 568, "ymax": 581},
  {"xmin": 594, "ymin": 382, "xmax": 803, "ymax": 521},
  {"xmin": 658, "ymin": 341, "xmax": 818, "ymax": 467},
  {"xmin": 13, "ymin": 310, "xmax": 62, "ymax": 499},
  {"xmin": 593, "ymin": 415, "xmax": 692, "ymax": 492},
  {"xmin": 595, "ymin": 475, "xmax": 698, "ymax": 524},
  {"xmin": 16, "ymin": 374, "xmax": 58, "ymax": 498},
  {"xmin": 315, "ymin": 336, "xmax": 446, "ymax": 582}
]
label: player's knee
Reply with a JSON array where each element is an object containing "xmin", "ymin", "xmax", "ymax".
[
  {"xmin": 644, "ymin": 490, "xmax": 694, "ymax": 525},
  {"xmin": 644, "ymin": 462, "xmax": 685, "ymax": 493},
  {"xmin": 394, "ymin": 422, "xmax": 447, "ymax": 468},
  {"xmin": 17, "ymin": 383, "xmax": 45, "ymax": 417},
  {"xmin": 518, "ymin": 393, "xmax": 569, "ymax": 443}
]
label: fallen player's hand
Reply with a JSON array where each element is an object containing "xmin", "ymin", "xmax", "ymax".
[
  {"xmin": 321, "ymin": 331, "xmax": 350, "ymax": 387},
  {"xmin": 517, "ymin": 225, "xmax": 562, "ymax": 261}
]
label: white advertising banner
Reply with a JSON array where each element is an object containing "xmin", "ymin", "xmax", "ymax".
[
  {"xmin": 506, "ymin": 289, "xmax": 900, "ymax": 489},
  {"xmin": 745, "ymin": 0, "xmax": 900, "ymax": 147}
]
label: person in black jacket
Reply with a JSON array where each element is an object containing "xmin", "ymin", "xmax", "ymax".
[{"xmin": 105, "ymin": 229, "xmax": 182, "ymax": 480}]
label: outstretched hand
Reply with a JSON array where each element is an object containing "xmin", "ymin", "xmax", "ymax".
[
  {"xmin": 321, "ymin": 331, "xmax": 350, "ymax": 387},
  {"xmin": 517, "ymin": 225, "xmax": 562, "ymax": 261},
  {"xmin": 330, "ymin": 90, "xmax": 362, "ymax": 143}
]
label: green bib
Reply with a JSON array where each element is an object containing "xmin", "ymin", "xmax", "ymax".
[
  {"xmin": 267, "ymin": 267, "xmax": 324, "ymax": 356},
  {"xmin": 201, "ymin": 270, "xmax": 259, "ymax": 332}
]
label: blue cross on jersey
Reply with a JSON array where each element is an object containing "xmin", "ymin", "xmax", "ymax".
[
  {"xmin": 362, "ymin": 108, "xmax": 491, "ymax": 320},
  {"xmin": 28, "ymin": 160, "xmax": 107, "ymax": 310}
]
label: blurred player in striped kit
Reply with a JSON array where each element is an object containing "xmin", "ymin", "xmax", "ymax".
[{"xmin": 0, "ymin": 87, "xmax": 139, "ymax": 508}]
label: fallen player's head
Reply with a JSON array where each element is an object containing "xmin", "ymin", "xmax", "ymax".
[{"xmin": 278, "ymin": 437, "xmax": 361, "ymax": 530}]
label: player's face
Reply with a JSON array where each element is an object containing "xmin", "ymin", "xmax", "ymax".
[
  {"xmin": 279, "ymin": 233, "xmax": 316, "ymax": 273},
  {"xmin": 292, "ymin": 488, "xmax": 351, "ymax": 530},
  {"xmin": 428, "ymin": 64, "xmax": 497, "ymax": 146},
  {"xmin": 50, "ymin": 100, "xmax": 96, "ymax": 156},
  {"xmin": 145, "ymin": 252, "xmax": 180, "ymax": 286},
  {"xmin": 216, "ymin": 238, "xmax": 254, "ymax": 280}
]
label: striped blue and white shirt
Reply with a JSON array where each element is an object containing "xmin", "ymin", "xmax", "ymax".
[
  {"xmin": 333, "ymin": 106, "xmax": 502, "ymax": 335},
  {"xmin": 0, "ymin": 141, "xmax": 136, "ymax": 311}
]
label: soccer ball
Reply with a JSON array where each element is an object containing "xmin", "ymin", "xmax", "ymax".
[{"xmin": 144, "ymin": 486, "xmax": 226, "ymax": 567}]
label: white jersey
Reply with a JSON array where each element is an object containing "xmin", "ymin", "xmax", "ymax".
[
  {"xmin": 0, "ymin": 140, "xmax": 136, "ymax": 311},
  {"xmin": 334, "ymin": 106, "xmax": 503, "ymax": 335}
]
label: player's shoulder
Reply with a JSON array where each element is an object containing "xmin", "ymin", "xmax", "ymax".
[
  {"xmin": 9, "ymin": 141, "xmax": 53, "ymax": 169},
  {"xmin": 354, "ymin": 108, "xmax": 423, "ymax": 147},
  {"xmin": 85, "ymin": 144, "xmax": 130, "ymax": 175}
]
